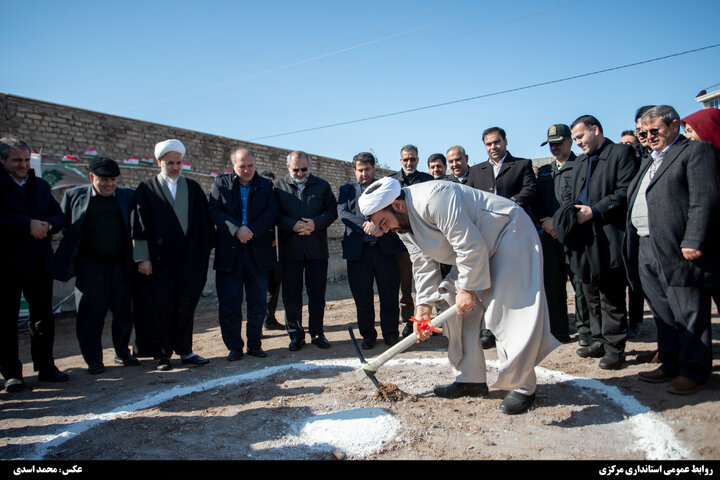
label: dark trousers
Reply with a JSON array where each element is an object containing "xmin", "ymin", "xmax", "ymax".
[
  {"xmin": 396, "ymin": 250, "xmax": 415, "ymax": 324},
  {"xmin": 627, "ymin": 283, "xmax": 645, "ymax": 327},
  {"xmin": 75, "ymin": 257, "xmax": 133, "ymax": 365},
  {"xmin": 216, "ymin": 245, "xmax": 268, "ymax": 351},
  {"xmin": 581, "ymin": 267, "xmax": 628, "ymax": 355},
  {"xmin": 570, "ymin": 271, "xmax": 591, "ymax": 335},
  {"xmin": 638, "ymin": 237, "xmax": 712, "ymax": 383},
  {"xmin": 267, "ymin": 262, "xmax": 282, "ymax": 322},
  {"xmin": 0, "ymin": 267, "xmax": 55, "ymax": 380},
  {"xmin": 541, "ymin": 233, "xmax": 590, "ymax": 337},
  {"xmin": 133, "ymin": 257, "xmax": 202, "ymax": 358},
  {"xmin": 281, "ymin": 257, "xmax": 328, "ymax": 341},
  {"xmin": 347, "ymin": 243, "xmax": 400, "ymax": 342}
]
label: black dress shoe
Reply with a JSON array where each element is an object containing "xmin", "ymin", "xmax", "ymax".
[
  {"xmin": 384, "ymin": 336, "xmax": 399, "ymax": 347},
  {"xmin": 553, "ymin": 334, "xmax": 572, "ymax": 343},
  {"xmin": 401, "ymin": 323, "xmax": 413, "ymax": 338},
  {"xmin": 433, "ymin": 382, "xmax": 488, "ymax": 399},
  {"xmin": 38, "ymin": 365, "xmax": 69, "ymax": 382},
  {"xmin": 114, "ymin": 353, "xmax": 141, "ymax": 366},
  {"xmin": 264, "ymin": 317, "xmax": 287, "ymax": 331},
  {"xmin": 156, "ymin": 358, "xmax": 172, "ymax": 371},
  {"xmin": 227, "ymin": 350, "xmax": 244, "ymax": 361},
  {"xmin": 247, "ymin": 347, "xmax": 268, "ymax": 358},
  {"xmin": 289, "ymin": 338, "xmax": 306, "ymax": 351},
  {"xmin": 577, "ymin": 341, "xmax": 605, "ymax": 358},
  {"xmin": 181, "ymin": 354, "xmax": 209, "ymax": 365},
  {"xmin": 311, "ymin": 335, "xmax": 331, "ymax": 349},
  {"xmin": 578, "ymin": 332, "xmax": 593, "ymax": 347},
  {"xmin": 87, "ymin": 363, "xmax": 106, "ymax": 375},
  {"xmin": 599, "ymin": 352, "xmax": 625, "ymax": 370},
  {"xmin": 5, "ymin": 378, "xmax": 25, "ymax": 393},
  {"xmin": 361, "ymin": 338, "xmax": 375, "ymax": 350},
  {"xmin": 480, "ymin": 329, "xmax": 496, "ymax": 349},
  {"xmin": 500, "ymin": 391, "xmax": 536, "ymax": 415}
]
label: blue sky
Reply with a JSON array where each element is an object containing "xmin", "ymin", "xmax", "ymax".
[{"xmin": 3, "ymin": 0, "xmax": 719, "ymax": 171}]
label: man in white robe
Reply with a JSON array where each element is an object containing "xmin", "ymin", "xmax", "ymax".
[{"xmin": 359, "ymin": 177, "xmax": 558, "ymax": 414}]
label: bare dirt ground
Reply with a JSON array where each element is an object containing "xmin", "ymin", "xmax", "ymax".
[{"xmin": 1, "ymin": 279, "xmax": 719, "ymax": 475}]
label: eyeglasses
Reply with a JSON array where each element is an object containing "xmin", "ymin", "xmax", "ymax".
[
  {"xmin": 292, "ymin": 167, "xmax": 308, "ymax": 173},
  {"xmin": 637, "ymin": 128, "xmax": 661, "ymax": 139}
]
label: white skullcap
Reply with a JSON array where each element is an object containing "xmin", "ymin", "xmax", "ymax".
[
  {"xmin": 154, "ymin": 139, "xmax": 186, "ymax": 160},
  {"xmin": 359, "ymin": 177, "xmax": 402, "ymax": 216}
]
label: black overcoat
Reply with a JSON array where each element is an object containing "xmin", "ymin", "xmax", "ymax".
[
  {"xmin": 556, "ymin": 140, "xmax": 638, "ymax": 282},
  {"xmin": 274, "ymin": 173, "xmax": 337, "ymax": 262},
  {"xmin": 0, "ymin": 168, "xmax": 64, "ymax": 278}
]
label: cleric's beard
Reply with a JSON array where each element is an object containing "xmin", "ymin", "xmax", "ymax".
[{"xmin": 392, "ymin": 208, "xmax": 412, "ymax": 235}]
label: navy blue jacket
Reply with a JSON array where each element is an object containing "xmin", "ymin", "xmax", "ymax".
[
  {"xmin": 209, "ymin": 172, "xmax": 278, "ymax": 272},
  {"xmin": 337, "ymin": 181, "xmax": 405, "ymax": 261},
  {"xmin": 0, "ymin": 168, "xmax": 64, "ymax": 278}
]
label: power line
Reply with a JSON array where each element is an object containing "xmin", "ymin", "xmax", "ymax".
[
  {"xmin": 249, "ymin": 43, "xmax": 720, "ymax": 141},
  {"xmin": 119, "ymin": 0, "xmax": 519, "ymax": 113},
  {"xmin": 197, "ymin": 0, "xmax": 583, "ymax": 107}
]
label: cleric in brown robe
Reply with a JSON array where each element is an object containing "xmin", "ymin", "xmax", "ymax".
[{"xmin": 131, "ymin": 139, "xmax": 214, "ymax": 371}]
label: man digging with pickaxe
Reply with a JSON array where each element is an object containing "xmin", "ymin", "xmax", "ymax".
[{"xmin": 358, "ymin": 177, "xmax": 559, "ymax": 415}]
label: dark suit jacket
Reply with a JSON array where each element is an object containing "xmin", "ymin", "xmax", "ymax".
[
  {"xmin": 209, "ymin": 172, "xmax": 278, "ymax": 272},
  {"xmin": 623, "ymin": 135, "xmax": 720, "ymax": 289},
  {"xmin": 274, "ymin": 173, "xmax": 338, "ymax": 262},
  {"xmin": 557, "ymin": 140, "xmax": 638, "ymax": 282},
  {"xmin": 388, "ymin": 169, "xmax": 433, "ymax": 186},
  {"xmin": 466, "ymin": 152, "xmax": 536, "ymax": 208},
  {"xmin": 337, "ymin": 181, "xmax": 405, "ymax": 261},
  {"xmin": 131, "ymin": 175, "xmax": 214, "ymax": 295},
  {"xmin": 0, "ymin": 168, "xmax": 64, "ymax": 279},
  {"xmin": 54, "ymin": 184, "xmax": 135, "ymax": 281}
]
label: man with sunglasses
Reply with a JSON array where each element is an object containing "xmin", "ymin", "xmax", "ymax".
[
  {"xmin": 388, "ymin": 145, "xmax": 433, "ymax": 338},
  {"xmin": 274, "ymin": 151, "xmax": 338, "ymax": 351},
  {"xmin": 624, "ymin": 105, "xmax": 719, "ymax": 395},
  {"xmin": 559, "ymin": 115, "xmax": 638, "ymax": 370}
]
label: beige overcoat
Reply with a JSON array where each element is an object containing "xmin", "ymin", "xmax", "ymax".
[{"xmin": 399, "ymin": 181, "xmax": 558, "ymax": 393}]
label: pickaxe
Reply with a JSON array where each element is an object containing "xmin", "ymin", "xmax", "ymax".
[{"xmin": 349, "ymin": 305, "xmax": 458, "ymax": 389}]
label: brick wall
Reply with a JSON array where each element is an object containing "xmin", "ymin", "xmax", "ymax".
[
  {"xmin": 2, "ymin": 94, "xmax": 404, "ymax": 313},
  {"xmin": 1, "ymin": 93, "xmax": 396, "ymax": 290}
]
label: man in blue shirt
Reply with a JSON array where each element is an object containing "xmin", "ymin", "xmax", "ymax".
[{"xmin": 209, "ymin": 148, "xmax": 278, "ymax": 360}]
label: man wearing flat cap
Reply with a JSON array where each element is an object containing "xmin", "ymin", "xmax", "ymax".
[
  {"xmin": 531, "ymin": 124, "xmax": 590, "ymax": 346},
  {"xmin": 131, "ymin": 139, "xmax": 214, "ymax": 371},
  {"xmin": 359, "ymin": 177, "xmax": 558, "ymax": 415},
  {"xmin": 55, "ymin": 157, "xmax": 139, "ymax": 374}
]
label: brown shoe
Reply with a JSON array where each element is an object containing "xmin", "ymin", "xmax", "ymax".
[
  {"xmin": 638, "ymin": 368, "xmax": 674, "ymax": 383},
  {"xmin": 636, "ymin": 350, "xmax": 659, "ymax": 363},
  {"xmin": 667, "ymin": 376, "xmax": 700, "ymax": 395}
]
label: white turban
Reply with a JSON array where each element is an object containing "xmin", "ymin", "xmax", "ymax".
[
  {"xmin": 154, "ymin": 139, "xmax": 186, "ymax": 160},
  {"xmin": 358, "ymin": 177, "xmax": 402, "ymax": 216}
]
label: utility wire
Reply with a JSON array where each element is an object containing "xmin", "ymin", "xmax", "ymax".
[
  {"xmin": 199, "ymin": 0, "xmax": 582, "ymax": 106},
  {"xmin": 250, "ymin": 43, "xmax": 720, "ymax": 141},
  {"xmin": 120, "ymin": 0, "xmax": 519, "ymax": 113}
]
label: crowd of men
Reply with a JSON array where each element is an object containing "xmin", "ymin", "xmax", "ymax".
[{"xmin": 1, "ymin": 104, "xmax": 718, "ymax": 414}]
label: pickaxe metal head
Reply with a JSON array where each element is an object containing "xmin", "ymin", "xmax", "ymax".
[{"xmin": 347, "ymin": 326, "xmax": 383, "ymax": 391}]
